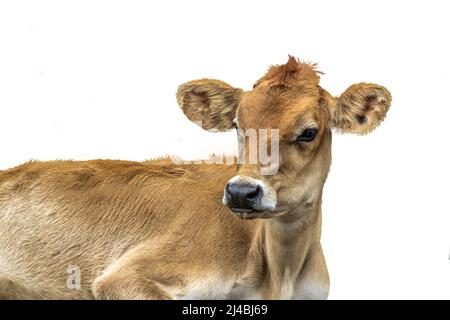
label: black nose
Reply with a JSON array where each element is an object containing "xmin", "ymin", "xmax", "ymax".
[{"xmin": 225, "ymin": 183, "xmax": 263, "ymax": 211}]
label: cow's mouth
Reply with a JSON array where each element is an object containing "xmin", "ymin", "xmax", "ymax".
[
  {"xmin": 229, "ymin": 207, "xmax": 254, "ymax": 214},
  {"xmin": 228, "ymin": 207, "xmax": 280, "ymax": 220}
]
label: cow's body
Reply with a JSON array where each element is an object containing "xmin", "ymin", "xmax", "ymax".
[
  {"xmin": 0, "ymin": 159, "xmax": 327, "ymax": 299},
  {"xmin": 0, "ymin": 56, "xmax": 390, "ymax": 299}
]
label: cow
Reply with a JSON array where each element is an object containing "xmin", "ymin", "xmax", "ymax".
[{"xmin": 0, "ymin": 56, "xmax": 391, "ymax": 299}]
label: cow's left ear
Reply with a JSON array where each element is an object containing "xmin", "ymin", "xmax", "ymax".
[
  {"xmin": 325, "ymin": 83, "xmax": 392, "ymax": 134},
  {"xmin": 176, "ymin": 79, "xmax": 243, "ymax": 132}
]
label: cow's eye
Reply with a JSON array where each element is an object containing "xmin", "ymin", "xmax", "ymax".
[{"xmin": 297, "ymin": 128, "xmax": 318, "ymax": 142}]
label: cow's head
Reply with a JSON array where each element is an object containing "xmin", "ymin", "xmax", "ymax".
[{"xmin": 177, "ymin": 56, "xmax": 391, "ymax": 220}]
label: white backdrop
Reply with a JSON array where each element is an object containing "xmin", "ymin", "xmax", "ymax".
[{"xmin": 1, "ymin": 0, "xmax": 449, "ymax": 299}]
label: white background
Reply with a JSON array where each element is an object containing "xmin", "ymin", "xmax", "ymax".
[{"xmin": 0, "ymin": 0, "xmax": 449, "ymax": 299}]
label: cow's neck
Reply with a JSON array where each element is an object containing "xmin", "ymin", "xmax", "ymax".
[{"xmin": 258, "ymin": 198, "xmax": 322, "ymax": 299}]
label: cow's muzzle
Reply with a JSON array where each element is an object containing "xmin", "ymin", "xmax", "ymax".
[{"xmin": 222, "ymin": 176, "xmax": 277, "ymax": 219}]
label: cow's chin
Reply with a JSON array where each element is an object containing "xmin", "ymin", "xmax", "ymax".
[{"xmin": 227, "ymin": 207, "xmax": 285, "ymax": 220}]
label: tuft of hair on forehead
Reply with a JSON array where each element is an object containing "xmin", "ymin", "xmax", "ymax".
[{"xmin": 254, "ymin": 55, "xmax": 322, "ymax": 89}]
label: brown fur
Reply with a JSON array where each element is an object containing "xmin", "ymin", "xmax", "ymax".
[{"xmin": 0, "ymin": 56, "xmax": 391, "ymax": 299}]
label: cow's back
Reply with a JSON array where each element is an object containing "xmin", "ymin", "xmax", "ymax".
[{"xmin": 0, "ymin": 159, "xmax": 246, "ymax": 299}]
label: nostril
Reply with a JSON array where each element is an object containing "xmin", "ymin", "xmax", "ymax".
[
  {"xmin": 225, "ymin": 183, "xmax": 237, "ymax": 197},
  {"xmin": 246, "ymin": 185, "xmax": 261, "ymax": 199}
]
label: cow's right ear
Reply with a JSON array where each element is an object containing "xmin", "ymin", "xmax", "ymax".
[{"xmin": 176, "ymin": 79, "xmax": 243, "ymax": 132}]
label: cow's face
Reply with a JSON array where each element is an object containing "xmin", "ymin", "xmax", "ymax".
[{"xmin": 177, "ymin": 56, "xmax": 391, "ymax": 220}]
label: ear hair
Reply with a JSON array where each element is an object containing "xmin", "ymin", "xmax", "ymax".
[
  {"xmin": 323, "ymin": 83, "xmax": 392, "ymax": 134},
  {"xmin": 176, "ymin": 79, "xmax": 243, "ymax": 132}
]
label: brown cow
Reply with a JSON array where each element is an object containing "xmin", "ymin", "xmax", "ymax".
[{"xmin": 0, "ymin": 56, "xmax": 391, "ymax": 299}]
